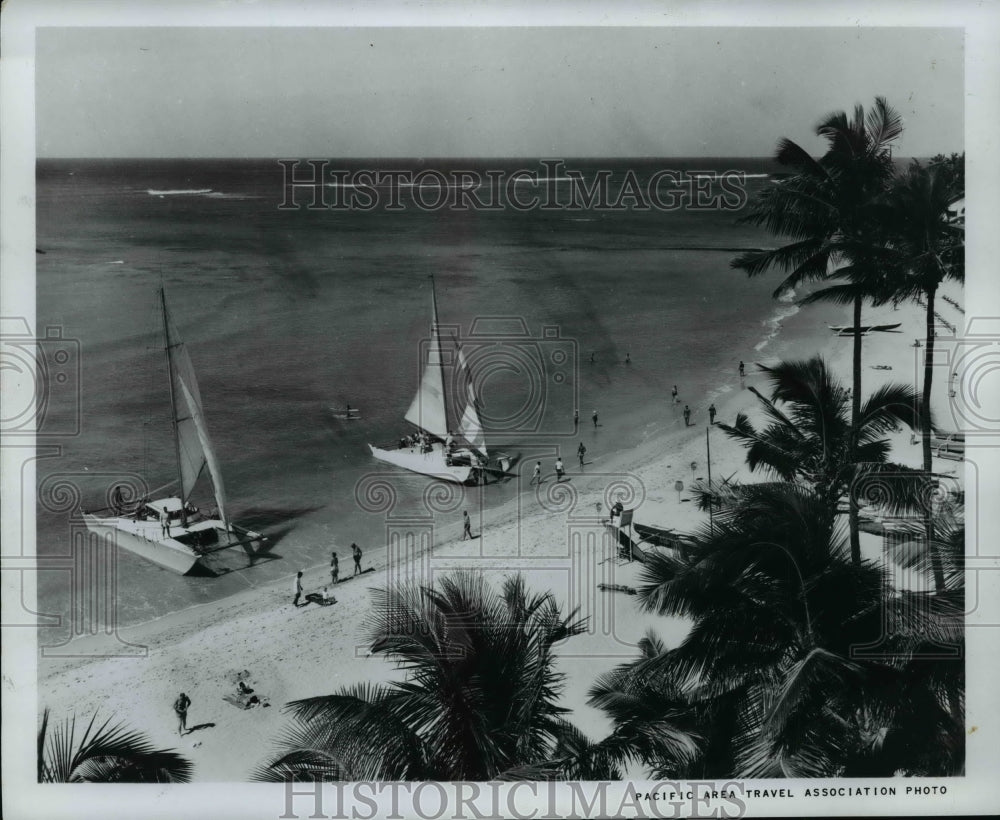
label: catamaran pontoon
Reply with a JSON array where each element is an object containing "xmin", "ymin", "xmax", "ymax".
[{"xmin": 82, "ymin": 287, "xmax": 266, "ymax": 574}]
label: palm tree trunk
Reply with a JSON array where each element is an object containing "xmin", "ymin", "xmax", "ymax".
[
  {"xmin": 923, "ymin": 286, "xmax": 946, "ymax": 592},
  {"xmin": 849, "ymin": 295, "xmax": 863, "ymax": 566}
]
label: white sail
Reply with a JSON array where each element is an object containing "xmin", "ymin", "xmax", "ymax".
[
  {"xmin": 455, "ymin": 344, "xmax": 487, "ymax": 458},
  {"xmin": 164, "ymin": 299, "xmax": 229, "ymax": 527},
  {"xmin": 371, "ymin": 276, "xmax": 488, "ymax": 485},
  {"xmin": 176, "ymin": 378, "xmax": 229, "ymax": 527},
  {"xmin": 403, "ymin": 278, "xmax": 449, "ymax": 437}
]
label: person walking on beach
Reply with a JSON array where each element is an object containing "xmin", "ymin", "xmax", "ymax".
[
  {"xmin": 625, "ymin": 352, "xmax": 631, "ymax": 365},
  {"xmin": 738, "ymin": 361, "xmax": 745, "ymax": 378},
  {"xmin": 592, "ymin": 409, "xmax": 599, "ymax": 428},
  {"xmin": 292, "ymin": 571, "xmax": 304, "ymax": 607},
  {"xmin": 463, "ymin": 510, "xmax": 472, "ymax": 540},
  {"xmin": 352, "ymin": 543, "xmax": 363, "ymax": 576},
  {"xmin": 555, "ymin": 457, "xmax": 565, "ymax": 482},
  {"xmin": 530, "ymin": 461, "xmax": 542, "ymax": 486},
  {"xmin": 672, "ymin": 385, "xmax": 679, "ymax": 403},
  {"xmin": 683, "ymin": 405, "xmax": 691, "ymax": 426},
  {"xmin": 173, "ymin": 692, "xmax": 191, "ymax": 736},
  {"xmin": 709, "ymin": 403, "xmax": 717, "ymax": 425},
  {"xmin": 330, "ymin": 551, "xmax": 339, "ymax": 584},
  {"xmin": 577, "ymin": 442, "xmax": 586, "ymax": 468}
]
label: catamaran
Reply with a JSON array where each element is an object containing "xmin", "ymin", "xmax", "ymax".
[
  {"xmin": 82, "ymin": 287, "xmax": 266, "ymax": 575},
  {"xmin": 369, "ymin": 277, "xmax": 490, "ymax": 484}
]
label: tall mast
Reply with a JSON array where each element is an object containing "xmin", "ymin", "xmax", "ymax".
[
  {"xmin": 160, "ymin": 287, "xmax": 187, "ymax": 527},
  {"xmin": 429, "ymin": 273, "xmax": 450, "ymax": 434}
]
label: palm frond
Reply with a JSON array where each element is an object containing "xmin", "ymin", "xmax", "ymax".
[{"xmin": 38, "ymin": 710, "xmax": 192, "ymax": 783}]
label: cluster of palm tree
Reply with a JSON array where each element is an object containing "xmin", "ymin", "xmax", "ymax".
[
  {"xmin": 581, "ymin": 99, "xmax": 964, "ymax": 778},
  {"xmin": 731, "ymin": 97, "xmax": 964, "ymax": 573},
  {"xmin": 589, "ymin": 479, "xmax": 964, "ymax": 777},
  {"xmin": 586, "ymin": 356, "xmax": 964, "ymax": 777}
]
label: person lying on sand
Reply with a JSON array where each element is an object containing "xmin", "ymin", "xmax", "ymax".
[
  {"xmin": 224, "ymin": 680, "xmax": 270, "ymax": 710},
  {"xmin": 304, "ymin": 586, "xmax": 338, "ymax": 606}
]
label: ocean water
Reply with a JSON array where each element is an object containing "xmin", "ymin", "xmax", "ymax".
[{"xmin": 34, "ymin": 157, "xmax": 815, "ymax": 645}]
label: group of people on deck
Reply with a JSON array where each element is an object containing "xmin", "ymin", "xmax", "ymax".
[
  {"xmin": 397, "ymin": 430, "xmax": 488, "ymax": 474},
  {"xmin": 399, "ymin": 430, "xmax": 435, "ymax": 453}
]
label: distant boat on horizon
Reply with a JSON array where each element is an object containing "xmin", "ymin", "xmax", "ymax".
[
  {"xmin": 369, "ymin": 276, "xmax": 490, "ymax": 484},
  {"xmin": 82, "ymin": 287, "xmax": 266, "ymax": 574}
]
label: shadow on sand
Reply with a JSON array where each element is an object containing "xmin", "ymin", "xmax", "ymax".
[{"xmin": 190, "ymin": 507, "xmax": 322, "ymax": 577}]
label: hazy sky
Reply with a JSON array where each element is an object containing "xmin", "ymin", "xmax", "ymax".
[{"xmin": 36, "ymin": 26, "xmax": 964, "ymax": 158}]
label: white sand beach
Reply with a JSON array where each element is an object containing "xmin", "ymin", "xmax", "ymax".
[{"xmin": 36, "ymin": 287, "xmax": 964, "ymax": 782}]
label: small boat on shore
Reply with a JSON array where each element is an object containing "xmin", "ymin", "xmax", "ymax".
[
  {"xmin": 829, "ymin": 322, "xmax": 902, "ymax": 336},
  {"xmin": 369, "ymin": 276, "xmax": 488, "ymax": 484},
  {"xmin": 82, "ymin": 287, "xmax": 266, "ymax": 574}
]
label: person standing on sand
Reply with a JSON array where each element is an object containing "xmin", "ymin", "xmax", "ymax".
[
  {"xmin": 683, "ymin": 405, "xmax": 691, "ymax": 426},
  {"xmin": 463, "ymin": 510, "xmax": 472, "ymax": 540},
  {"xmin": 173, "ymin": 692, "xmax": 191, "ymax": 736},
  {"xmin": 292, "ymin": 571, "xmax": 304, "ymax": 607},
  {"xmin": 574, "ymin": 409, "xmax": 579, "ymax": 430},
  {"xmin": 330, "ymin": 551, "xmax": 339, "ymax": 584},
  {"xmin": 709, "ymin": 403, "xmax": 717, "ymax": 424},
  {"xmin": 530, "ymin": 461, "xmax": 542, "ymax": 485},
  {"xmin": 672, "ymin": 385, "xmax": 679, "ymax": 403},
  {"xmin": 352, "ymin": 543, "xmax": 363, "ymax": 576},
  {"xmin": 555, "ymin": 457, "xmax": 564, "ymax": 482},
  {"xmin": 592, "ymin": 409, "xmax": 599, "ymax": 428},
  {"xmin": 739, "ymin": 361, "xmax": 745, "ymax": 378},
  {"xmin": 577, "ymin": 442, "xmax": 586, "ymax": 468}
]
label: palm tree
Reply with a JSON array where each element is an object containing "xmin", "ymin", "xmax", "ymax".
[
  {"xmin": 587, "ymin": 631, "xmax": 716, "ymax": 778},
  {"xmin": 717, "ymin": 357, "xmax": 928, "ymax": 546},
  {"xmin": 254, "ymin": 572, "xmax": 617, "ymax": 781},
  {"xmin": 589, "ymin": 481, "xmax": 964, "ymax": 778},
  {"xmin": 732, "ymin": 97, "xmax": 903, "ymax": 562},
  {"xmin": 38, "ymin": 709, "xmax": 193, "ymax": 782},
  {"xmin": 877, "ymin": 161, "xmax": 964, "ymax": 590}
]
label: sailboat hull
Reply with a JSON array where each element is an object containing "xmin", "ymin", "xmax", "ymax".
[
  {"xmin": 369, "ymin": 442, "xmax": 478, "ymax": 484},
  {"xmin": 82, "ymin": 512, "xmax": 266, "ymax": 575}
]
